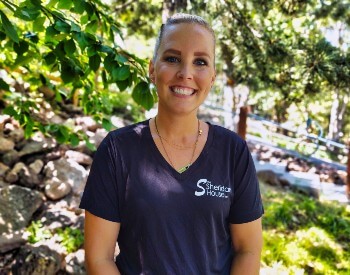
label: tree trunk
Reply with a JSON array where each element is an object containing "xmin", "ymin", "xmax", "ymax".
[{"xmin": 327, "ymin": 89, "xmax": 348, "ymax": 142}]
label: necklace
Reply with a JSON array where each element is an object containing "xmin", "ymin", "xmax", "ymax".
[{"xmin": 154, "ymin": 116, "xmax": 202, "ymax": 173}]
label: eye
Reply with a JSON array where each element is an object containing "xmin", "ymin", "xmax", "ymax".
[
  {"xmin": 164, "ymin": 56, "xmax": 180, "ymax": 63},
  {"xmin": 194, "ymin": 59, "xmax": 208, "ymax": 66}
]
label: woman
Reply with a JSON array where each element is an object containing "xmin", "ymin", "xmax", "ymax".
[{"xmin": 80, "ymin": 13, "xmax": 263, "ymax": 274}]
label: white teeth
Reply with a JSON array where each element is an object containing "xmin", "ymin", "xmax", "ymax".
[{"xmin": 172, "ymin": 87, "xmax": 194, "ymax": 95}]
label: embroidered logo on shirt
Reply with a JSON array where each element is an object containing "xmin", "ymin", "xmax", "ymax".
[{"xmin": 194, "ymin": 179, "xmax": 231, "ymax": 198}]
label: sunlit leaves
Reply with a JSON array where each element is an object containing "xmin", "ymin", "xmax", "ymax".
[
  {"xmin": 0, "ymin": 10, "xmax": 19, "ymax": 43},
  {"xmin": 132, "ymin": 81, "xmax": 154, "ymax": 111}
]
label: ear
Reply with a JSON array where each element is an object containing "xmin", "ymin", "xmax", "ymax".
[
  {"xmin": 149, "ymin": 60, "xmax": 155, "ymax": 83},
  {"xmin": 211, "ymin": 71, "xmax": 216, "ymax": 87}
]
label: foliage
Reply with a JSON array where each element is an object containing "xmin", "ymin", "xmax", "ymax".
[
  {"xmin": 0, "ymin": 0, "xmax": 155, "ymax": 145},
  {"xmin": 26, "ymin": 220, "xmax": 52, "ymax": 244},
  {"xmin": 262, "ymin": 188, "xmax": 350, "ymax": 274},
  {"xmin": 57, "ymin": 227, "xmax": 84, "ymax": 253}
]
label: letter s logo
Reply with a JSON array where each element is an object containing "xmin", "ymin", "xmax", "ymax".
[{"xmin": 195, "ymin": 179, "xmax": 207, "ymax": 196}]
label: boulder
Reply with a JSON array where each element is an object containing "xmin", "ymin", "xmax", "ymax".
[
  {"xmin": 44, "ymin": 178, "xmax": 72, "ymax": 200},
  {"xmin": 11, "ymin": 245, "xmax": 62, "ymax": 275},
  {"xmin": 19, "ymin": 137, "xmax": 56, "ymax": 157},
  {"xmin": 0, "ymin": 231, "xmax": 26, "ymax": 253},
  {"xmin": 1, "ymin": 149, "xmax": 20, "ymax": 166},
  {"xmin": 0, "ymin": 162, "xmax": 10, "ymax": 177},
  {"xmin": 65, "ymin": 150, "xmax": 93, "ymax": 166},
  {"xmin": 5, "ymin": 162, "xmax": 26, "ymax": 183},
  {"xmin": 44, "ymin": 158, "xmax": 88, "ymax": 196},
  {"xmin": 0, "ymin": 185, "xmax": 43, "ymax": 234},
  {"xmin": 65, "ymin": 249, "xmax": 86, "ymax": 274}
]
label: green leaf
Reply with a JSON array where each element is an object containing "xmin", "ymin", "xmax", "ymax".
[
  {"xmin": 84, "ymin": 2, "xmax": 94, "ymax": 17},
  {"xmin": 24, "ymin": 120, "xmax": 34, "ymax": 139},
  {"xmin": 70, "ymin": 133, "xmax": 80, "ymax": 147},
  {"xmin": 89, "ymin": 54, "xmax": 101, "ymax": 71},
  {"xmin": 57, "ymin": 0, "xmax": 73, "ymax": 9},
  {"xmin": 112, "ymin": 65, "xmax": 130, "ymax": 81},
  {"xmin": 60, "ymin": 62, "xmax": 76, "ymax": 83},
  {"xmin": 104, "ymin": 54, "xmax": 116, "ymax": 71},
  {"xmin": 0, "ymin": 79, "xmax": 10, "ymax": 91},
  {"xmin": 14, "ymin": 53, "xmax": 34, "ymax": 67},
  {"xmin": 84, "ymin": 136, "xmax": 96, "ymax": 151},
  {"xmin": 13, "ymin": 40, "xmax": 29, "ymax": 55},
  {"xmin": 115, "ymin": 54, "xmax": 128, "ymax": 64},
  {"xmin": 54, "ymin": 20, "xmax": 71, "ymax": 33},
  {"xmin": 0, "ymin": 10, "xmax": 19, "ymax": 43},
  {"xmin": 116, "ymin": 79, "xmax": 129, "ymax": 91},
  {"xmin": 85, "ymin": 20, "xmax": 98, "ymax": 34},
  {"xmin": 33, "ymin": 17, "xmax": 46, "ymax": 32},
  {"xmin": 47, "ymin": 0, "xmax": 59, "ymax": 8},
  {"xmin": 64, "ymin": 39, "xmax": 76, "ymax": 55},
  {"xmin": 102, "ymin": 118, "xmax": 112, "ymax": 131},
  {"xmin": 71, "ymin": 22, "xmax": 81, "ymax": 32},
  {"xmin": 102, "ymin": 70, "xmax": 108, "ymax": 88},
  {"xmin": 3, "ymin": 106, "xmax": 17, "ymax": 117},
  {"xmin": 87, "ymin": 45, "xmax": 97, "ymax": 57},
  {"xmin": 73, "ymin": 0, "xmax": 85, "ymax": 14},
  {"xmin": 132, "ymin": 81, "xmax": 154, "ymax": 110},
  {"xmin": 14, "ymin": 6, "xmax": 40, "ymax": 21}
]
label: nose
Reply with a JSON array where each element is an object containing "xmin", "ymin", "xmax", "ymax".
[{"xmin": 176, "ymin": 63, "xmax": 193, "ymax": 80}]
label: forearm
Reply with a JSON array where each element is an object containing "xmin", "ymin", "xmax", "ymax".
[
  {"xmin": 87, "ymin": 259, "xmax": 121, "ymax": 275},
  {"xmin": 230, "ymin": 251, "xmax": 261, "ymax": 275}
]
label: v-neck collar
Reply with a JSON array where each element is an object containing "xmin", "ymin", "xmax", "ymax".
[{"xmin": 146, "ymin": 119, "xmax": 214, "ymax": 180}]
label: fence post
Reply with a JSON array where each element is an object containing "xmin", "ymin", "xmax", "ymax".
[
  {"xmin": 347, "ymin": 142, "xmax": 350, "ymax": 200},
  {"xmin": 238, "ymin": 106, "xmax": 248, "ymax": 140}
]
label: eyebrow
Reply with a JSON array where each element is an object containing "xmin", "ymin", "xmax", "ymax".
[{"xmin": 163, "ymin": 48, "xmax": 211, "ymax": 58}]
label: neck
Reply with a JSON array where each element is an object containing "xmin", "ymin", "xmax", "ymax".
[{"xmin": 155, "ymin": 112, "xmax": 199, "ymax": 139}]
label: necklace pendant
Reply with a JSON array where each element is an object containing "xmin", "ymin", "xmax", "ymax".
[{"xmin": 178, "ymin": 164, "xmax": 190, "ymax": 173}]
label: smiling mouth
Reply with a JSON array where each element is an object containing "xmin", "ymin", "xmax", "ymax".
[{"xmin": 170, "ymin": 86, "xmax": 196, "ymax": 96}]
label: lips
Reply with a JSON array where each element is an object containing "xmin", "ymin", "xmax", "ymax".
[{"xmin": 170, "ymin": 86, "xmax": 196, "ymax": 96}]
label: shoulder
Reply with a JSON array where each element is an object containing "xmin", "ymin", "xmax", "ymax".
[
  {"xmin": 210, "ymin": 123, "xmax": 245, "ymax": 146},
  {"xmin": 97, "ymin": 120, "xmax": 150, "ymax": 153}
]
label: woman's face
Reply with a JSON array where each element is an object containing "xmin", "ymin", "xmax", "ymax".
[{"xmin": 149, "ymin": 23, "xmax": 216, "ymax": 116}]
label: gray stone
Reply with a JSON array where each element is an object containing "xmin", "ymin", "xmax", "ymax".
[
  {"xmin": 44, "ymin": 158, "xmax": 88, "ymax": 195},
  {"xmin": 90, "ymin": 128, "xmax": 108, "ymax": 148},
  {"xmin": 1, "ymin": 149, "xmax": 20, "ymax": 166},
  {"xmin": 0, "ymin": 162, "xmax": 10, "ymax": 177},
  {"xmin": 0, "ymin": 185, "xmax": 43, "ymax": 234},
  {"xmin": 65, "ymin": 249, "xmax": 86, "ymax": 274},
  {"xmin": 0, "ymin": 114, "xmax": 11, "ymax": 131},
  {"xmin": 19, "ymin": 138, "xmax": 56, "ymax": 157},
  {"xmin": 8, "ymin": 127, "xmax": 25, "ymax": 143},
  {"xmin": 65, "ymin": 150, "xmax": 92, "ymax": 166},
  {"xmin": 29, "ymin": 159, "xmax": 44, "ymax": 175},
  {"xmin": 11, "ymin": 245, "xmax": 62, "ymax": 275},
  {"xmin": 0, "ymin": 231, "xmax": 26, "ymax": 253},
  {"xmin": 44, "ymin": 178, "xmax": 72, "ymax": 200},
  {"xmin": 5, "ymin": 162, "xmax": 25, "ymax": 183},
  {"xmin": 0, "ymin": 136, "xmax": 15, "ymax": 154},
  {"xmin": 76, "ymin": 116, "xmax": 99, "ymax": 132}
]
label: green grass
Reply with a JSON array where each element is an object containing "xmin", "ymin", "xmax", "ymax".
[{"xmin": 262, "ymin": 185, "xmax": 350, "ymax": 274}]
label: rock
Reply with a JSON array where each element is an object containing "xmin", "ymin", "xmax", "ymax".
[
  {"xmin": 44, "ymin": 178, "xmax": 72, "ymax": 200},
  {"xmin": 0, "ymin": 162, "xmax": 10, "ymax": 177},
  {"xmin": 0, "ymin": 231, "xmax": 26, "ymax": 253},
  {"xmin": 291, "ymin": 184, "xmax": 320, "ymax": 199},
  {"xmin": 11, "ymin": 245, "xmax": 62, "ymax": 275},
  {"xmin": 0, "ymin": 136, "xmax": 15, "ymax": 154},
  {"xmin": 40, "ymin": 204, "xmax": 78, "ymax": 230},
  {"xmin": 257, "ymin": 170, "xmax": 280, "ymax": 186},
  {"xmin": 44, "ymin": 158, "xmax": 88, "ymax": 196},
  {"xmin": 0, "ymin": 114, "xmax": 11, "ymax": 131},
  {"xmin": 65, "ymin": 249, "xmax": 86, "ymax": 274},
  {"xmin": 8, "ymin": 127, "xmax": 25, "ymax": 143},
  {"xmin": 90, "ymin": 128, "xmax": 108, "ymax": 148},
  {"xmin": 76, "ymin": 116, "xmax": 99, "ymax": 132},
  {"xmin": 18, "ymin": 164, "xmax": 42, "ymax": 188},
  {"xmin": 0, "ymin": 185, "xmax": 43, "ymax": 234},
  {"xmin": 5, "ymin": 162, "xmax": 25, "ymax": 183},
  {"xmin": 65, "ymin": 150, "xmax": 92, "ymax": 166},
  {"xmin": 29, "ymin": 159, "xmax": 44, "ymax": 175},
  {"xmin": 19, "ymin": 138, "xmax": 56, "ymax": 157},
  {"xmin": 1, "ymin": 149, "xmax": 20, "ymax": 166}
]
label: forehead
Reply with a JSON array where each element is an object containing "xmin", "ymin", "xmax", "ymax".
[{"xmin": 159, "ymin": 23, "xmax": 215, "ymax": 55}]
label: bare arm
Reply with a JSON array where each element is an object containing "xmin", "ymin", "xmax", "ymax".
[
  {"xmin": 84, "ymin": 211, "xmax": 121, "ymax": 275},
  {"xmin": 230, "ymin": 218, "xmax": 263, "ymax": 275}
]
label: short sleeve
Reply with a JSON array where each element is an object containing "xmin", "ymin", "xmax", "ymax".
[
  {"xmin": 79, "ymin": 133, "xmax": 124, "ymax": 222},
  {"xmin": 229, "ymin": 140, "xmax": 264, "ymax": 224}
]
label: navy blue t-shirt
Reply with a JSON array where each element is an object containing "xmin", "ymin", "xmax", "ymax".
[{"xmin": 80, "ymin": 120, "xmax": 263, "ymax": 274}]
